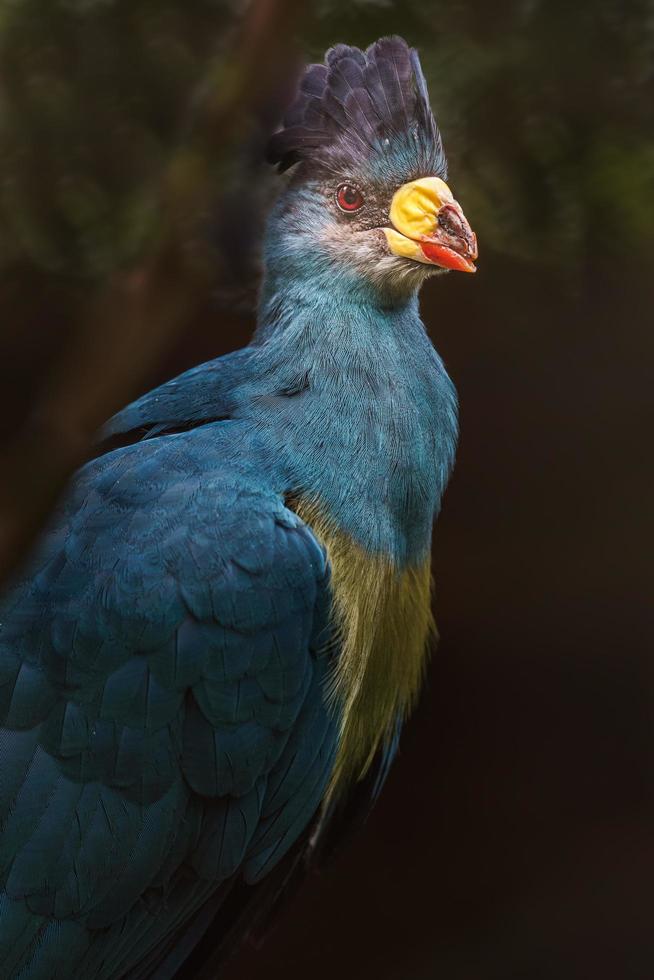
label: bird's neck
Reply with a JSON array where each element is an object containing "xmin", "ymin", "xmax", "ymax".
[
  {"xmin": 256, "ymin": 258, "xmax": 412, "ymax": 340},
  {"xmin": 251, "ymin": 266, "xmax": 458, "ymax": 568}
]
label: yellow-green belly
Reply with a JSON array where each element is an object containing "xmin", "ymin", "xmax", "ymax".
[{"xmin": 292, "ymin": 498, "xmax": 435, "ymax": 801}]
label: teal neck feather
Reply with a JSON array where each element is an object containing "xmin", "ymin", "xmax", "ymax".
[{"xmin": 244, "ymin": 202, "xmax": 458, "ymax": 569}]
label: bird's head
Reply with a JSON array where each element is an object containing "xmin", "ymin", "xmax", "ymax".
[{"xmin": 266, "ymin": 36, "xmax": 477, "ymax": 302}]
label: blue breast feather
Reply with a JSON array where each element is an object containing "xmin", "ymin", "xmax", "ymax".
[{"xmin": 0, "ymin": 421, "xmax": 338, "ymax": 979}]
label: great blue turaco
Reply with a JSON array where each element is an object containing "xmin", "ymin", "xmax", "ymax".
[{"xmin": 0, "ymin": 35, "xmax": 477, "ymax": 980}]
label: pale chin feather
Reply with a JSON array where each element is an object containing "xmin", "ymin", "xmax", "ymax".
[
  {"xmin": 368, "ymin": 254, "xmax": 444, "ymax": 294},
  {"xmin": 320, "ymin": 230, "xmax": 444, "ymax": 295}
]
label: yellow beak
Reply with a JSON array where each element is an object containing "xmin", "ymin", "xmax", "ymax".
[{"xmin": 384, "ymin": 176, "xmax": 478, "ymax": 273}]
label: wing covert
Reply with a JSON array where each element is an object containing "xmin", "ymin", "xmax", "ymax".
[{"xmin": 0, "ymin": 423, "xmax": 338, "ymax": 979}]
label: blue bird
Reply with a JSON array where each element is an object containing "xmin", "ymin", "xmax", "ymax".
[{"xmin": 0, "ymin": 36, "xmax": 476, "ymax": 979}]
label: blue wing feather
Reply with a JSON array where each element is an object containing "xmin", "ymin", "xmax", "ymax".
[{"xmin": 0, "ymin": 421, "xmax": 339, "ymax": 979}]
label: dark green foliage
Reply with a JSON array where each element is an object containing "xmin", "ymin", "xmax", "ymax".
[
  {"xmin": 0, "ymin": 0, "xmax": 237, "ymax": 276},
  {"xmin": 3, "ymin": 0, "xmax": 652, "ymax": 280}
]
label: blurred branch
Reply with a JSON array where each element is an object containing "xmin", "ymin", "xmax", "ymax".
[{"xmin": 0, "ymin": 0, "xmax": 307, "ymax": 586}]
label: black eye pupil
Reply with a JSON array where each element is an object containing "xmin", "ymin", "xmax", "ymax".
[{"xmin": 344, "ymin": 188, "xmax": 356, "ymax": 203}]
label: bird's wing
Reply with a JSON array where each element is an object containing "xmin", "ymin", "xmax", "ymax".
[
  {"xmin": 0, "ymin": 422, "xmax": 338, "ymax": 980},
  {"xmin": 99, "ymin": 349, "xmax": 252, "ymax": 451}
]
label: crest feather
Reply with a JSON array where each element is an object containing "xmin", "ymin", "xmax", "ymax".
[{"xmin": 267, "ymin": 35, "xmax": 446, "ymax": 178}]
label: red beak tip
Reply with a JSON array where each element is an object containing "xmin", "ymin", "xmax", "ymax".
[{"xmin": 420, "ymin": 240, "xmax": 478, "ymax": 274}]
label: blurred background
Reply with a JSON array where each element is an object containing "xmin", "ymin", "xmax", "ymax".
[{"xmin": 1, "ymin": 1, "xmax": 653, "ymax": 977}]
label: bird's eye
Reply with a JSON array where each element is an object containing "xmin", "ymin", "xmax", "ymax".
[{"xmin": 336, "ymin": 184, "xmax": 364, "ymax": 212}]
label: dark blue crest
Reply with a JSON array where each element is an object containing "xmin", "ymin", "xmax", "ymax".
[{"xmin": 268, "ymin": 36, "xmax": 447, "ymax": 180}]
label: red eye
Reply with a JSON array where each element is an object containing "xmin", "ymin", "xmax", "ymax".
[{"xmin": 336, "ymin": 184, "xmax": 364, "ymax": 212}]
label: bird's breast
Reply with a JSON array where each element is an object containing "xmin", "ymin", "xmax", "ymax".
[{"xmin": 290, "ymin": 495, "xmax": 434, "ymax": 801}]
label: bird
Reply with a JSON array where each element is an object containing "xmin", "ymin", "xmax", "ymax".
[{"xmin": 0, "ymin": 35, "xmax": 477, "ymax": 980}]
